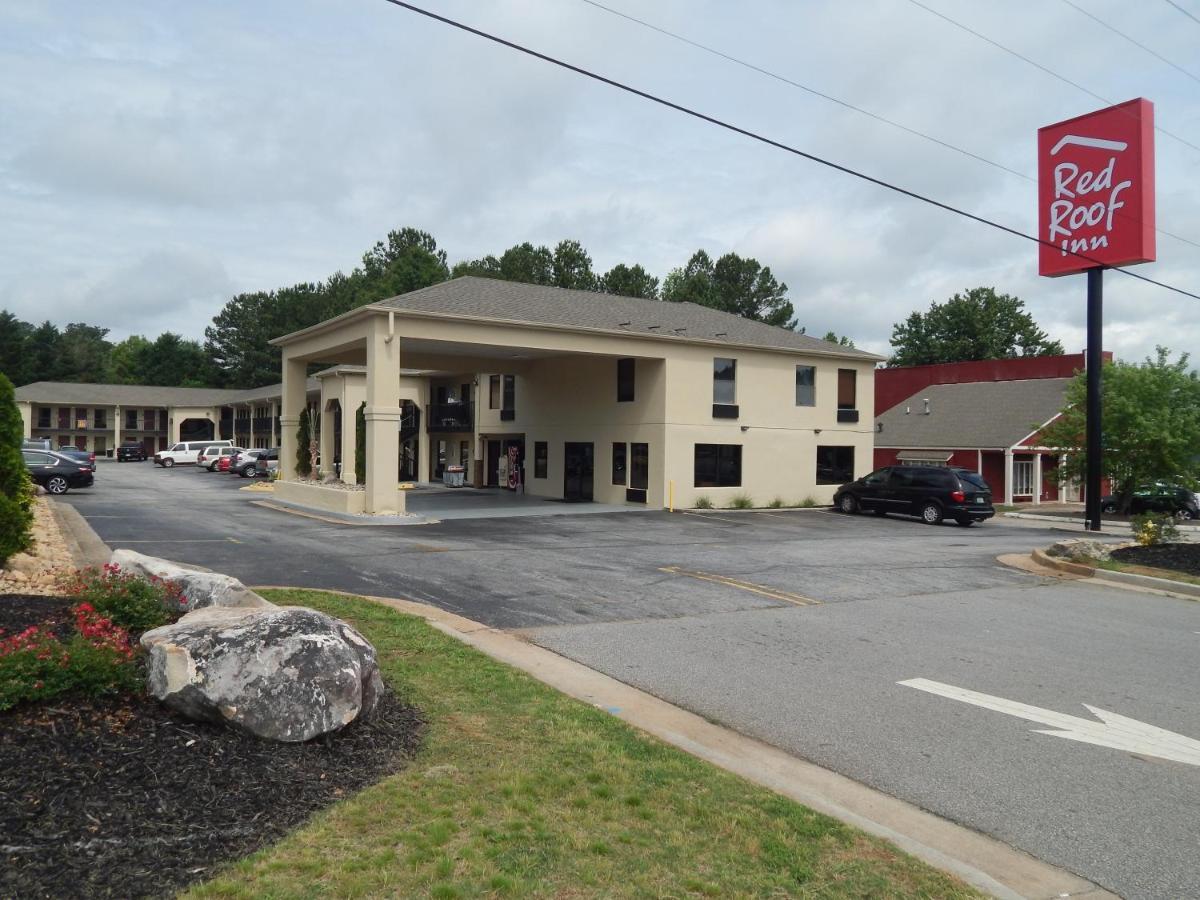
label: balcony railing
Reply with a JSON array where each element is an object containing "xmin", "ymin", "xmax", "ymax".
[{"xmin": 426, "ymin": 402, "xmax": 473, "ymax": 433}]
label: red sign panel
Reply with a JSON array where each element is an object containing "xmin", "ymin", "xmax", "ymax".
[{"xmin": 1037, "ymin": 98, "xmax": 1155, "ymax": 277}]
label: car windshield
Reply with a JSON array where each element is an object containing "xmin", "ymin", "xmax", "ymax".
[{"xmin": 956, "ymin": 471, "xmax": 990, "ymax": 491}]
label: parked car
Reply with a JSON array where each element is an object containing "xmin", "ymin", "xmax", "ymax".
[
  {"xmin": 22, "ymin": 449, "xmax": 94, "ymax": 495},
  {"xmin": 22, "ymin": 438, "xmax": 52, "ymax": 451},
  {"xmin": 1101, "ymin": 483, "xmax": 1199, "ymax": 519},
  {"xmin": 229, "ymin": 448, "xmax": 265, "ymax": 477},
  {"xmin": 834, "ymin": 465, "xmax": 995, "ymax": 526},
  {"xmin": 56, "ymin": 445, "xmax": 97, "ymax": 469},
  {"xmin": 254, "ymin": 447, "xmax": 279, "ymax": 477},
  {"xmin": 117, "ymin": 442, "xmax": 147, "ymax": 462},
  {"xmin": 154, "ymin": 440, "xmax": 233, "ymax": 468},
  {"xmin": 199, "ymin": 446, "xmax": 243, "ymax": 472}
]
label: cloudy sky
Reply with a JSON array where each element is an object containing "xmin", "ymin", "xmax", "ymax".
[{"xmin": 2, "ymin": 0, "xmax": 1198, "ymax": 362}]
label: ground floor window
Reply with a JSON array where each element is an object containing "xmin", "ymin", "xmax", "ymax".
[
  {"xmin": 460, "ymin": 440, "xmax": 470, "ymax": 468},
  {"xmin": 534, "ymin": 441, "xmax": 547, "ymax": 478},
  {"xmin": 630, "ymin": 443, "xmax": 648, "ymax": 490},
  {"xmin": 612, "ymin": 442, "xmax": 626, "ymax": 485},
  {"xmin": 1012, "ymin": 459, "xmax": 1035, "ymax": 496},
  {"xmin": 694, "ymin": 444, "xmax": 741, "ymax": 488},
  {"xmin": 816, "ymin": 446, "xmax": 854, "ymax": 484}
]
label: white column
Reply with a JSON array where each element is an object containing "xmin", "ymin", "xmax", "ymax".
[
  {"xmin": 247, "ymin": 404, "xmax": 255, "ymax": 449},
  {"xmin": 279, "ymin": 354, "xmax": 307, "ymax": 481},
  {"xmin": 169, "ymin": 408, "xmax": 181, "ymax": 445},
  {"xmin": 1032, "ymin": 453, "xmax": 1043, "ymax": 505},
  {"xmin": 976, "ymin": 448, "xmax": 982, "ymax": 474},
  {"xmin": 1003, "ymin": 449, "xmax": 1014, "ymax": 505},
  {"xmin": 417, "ymin": 403, "xmax": 431, "ymax": 484},
  {"xmin": 319, "ymin": 402, "xmax": 336, "ymax": 480},
  {"xmin": 113, "ymin": 405, "xmax": 121, "ymax": 453},
  {"xmin": 364, "ymin": 316, "xmax": 403, "ymax": 514}
]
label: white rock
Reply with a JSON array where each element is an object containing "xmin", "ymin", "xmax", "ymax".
[{"xmin": 109, "ymin": 549, "xmax": 273, "ymax": 613}]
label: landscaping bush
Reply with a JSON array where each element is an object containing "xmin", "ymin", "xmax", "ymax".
[
  {"xmin": 0, "ymin": 372, "xmax": 33, "ymax": 567},
  {"xmin": 693, "ymin": 495, "xmax": 713, "ymax": 509},
  {"xmin": 0, "ymin": 605, "xmax": 139, "ymax": 711},
  {"xmin": 727, "ymin": 494, "xmax": 754, "ymax": 510},
  {"xmin": 1131, "ymin": 512, "xmax": 1180, "ymax": 547},
  {"xmin": 768, "ymin": 497, "xmax": 785, "ymax": 509},
  {"xmin": 60, "ymin": 563, "xmax": 184, "ymax": 632},
  {"xmin": 799, "ymin": 496, "xmax": 819, "ymax": 508},
  {"xmin": 296, "ymin": 408, "xmax": 312, "ymax": 478},
  {"xmin": 355, "ymin": 400, "xmax": 366, "ymax": 483}
]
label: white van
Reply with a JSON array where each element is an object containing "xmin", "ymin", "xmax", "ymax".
[{"xmin": 154, "ymin": 440, "xmax": 233, "ymax": 468}]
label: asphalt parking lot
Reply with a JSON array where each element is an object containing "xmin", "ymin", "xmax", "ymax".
[{"xmin": 62, "ymin": 461, "xmax": 1200, "ymax": 899}]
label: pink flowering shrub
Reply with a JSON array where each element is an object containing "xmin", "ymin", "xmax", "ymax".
[
  {"xmin": 59, "ymin": 563, "xmax": 185, "ymax": 632},
  {"xmin": 0, "ymin": 604, "xmax": 139, "ymax": 710}
]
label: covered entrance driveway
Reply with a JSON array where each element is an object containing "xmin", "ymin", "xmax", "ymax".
[
  {"xmin": 271, "ymin": 292, "xmax": 668, "ymax": 517},
  {"xmin": 404, "ymin": 484, "xmax": 639, "ymax": 520}
]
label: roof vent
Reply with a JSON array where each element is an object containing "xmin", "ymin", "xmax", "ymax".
[
  {"xmin": 647, "ymin": 325, "xmax": 661, "ymax": 330},
  {"xmin": 618, "ymin": 321, "xmax": 631, "ymax": 328},
  {"xmin": 714, "ymin": 332, "xmax": 727, "ymax": 337},
  {"xmin": 905, "ymin": 406, "xmax": 910, "ymax": 415},
  {"xmin": 923, "ymin": 398, "xmax": 931, "ymax": 415}
]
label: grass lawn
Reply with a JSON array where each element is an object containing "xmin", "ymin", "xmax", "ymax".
[{"xmin": 188, "ymin": 590, "xmax": 978, "ymax": 899}]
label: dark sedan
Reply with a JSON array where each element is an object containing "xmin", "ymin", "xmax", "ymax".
[
  {"xmin": 56, "ymin": 445, "xmax": 96, "ymax": 468},
  {"xmin": 22, "ymin": 449, "xmax": 95, "ymax": 495},
  {"xmin": 1101, "ymin": 483, "xmax": 1199, "ymax": 519},
  {"xmin": 834, "ymin": 465, "xmax": 995, "ymax": 526}
]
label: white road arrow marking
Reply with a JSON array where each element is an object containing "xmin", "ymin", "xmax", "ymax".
[{"xmin": 899, "ymin": 678, "xmax": 1200, "ymax": 767}]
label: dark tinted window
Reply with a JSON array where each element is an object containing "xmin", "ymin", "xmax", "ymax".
[
  {"xmin": 489, "ymin": 375, "xmax": 500, "ymax": 409},
  {"xmin": 862, "ymin": 468, "xmax": 889, "ymax": 486},
  {"xmin": 837, "ymin": 369, "xmax": 856, "ymax": 410},
  {"xmin": 713, "ymin": 358, "xmax": 736, "ymax": 405},
  {"xmin": 816, "ymin": 446, "xmax": 854, "ymax": 484},
  {"xmin": 502, "ymin": 375, "xmax": 515, "ymax": 411},
  {"xmin": 795, "ymin": 365, "xmax": 815, "ymax": 406},
  {"xmin": 630, "ymin": 443, "xmax": 649, "ymax": 491},
  {"xmin": 612, "ymin": 442, "xmax": 626, "ymax": 485},
  {"xmin": 957, "ymin": 471, "xmax": 990, "ymax": 491},
  {"xmin": 694, "ymin": 444, "xmax": 741, "ymax": 487},
  {"xmin": 617, "ymin": 358, "xmax": 635, "ymax": 403},
  {"xmin": 912, "ymin": 468, "xmax": 953, "ymax": 489},
  {"xmin": 534, "ymin": 441, "xmax": 547, "ymax": 478}
]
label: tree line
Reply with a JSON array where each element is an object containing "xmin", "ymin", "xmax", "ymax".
[{"xmin": 0, "ymin": 225, "xmax": 1066, "ymax": 391}]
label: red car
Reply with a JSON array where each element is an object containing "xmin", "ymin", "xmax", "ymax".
[{"xmin": 217, "ymin": 454, "xmax": 234, "ymax": 472}]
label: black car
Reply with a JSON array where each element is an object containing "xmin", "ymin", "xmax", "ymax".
[
  {"xmin": 1101, "ymin": 483, "xmax": 1199, "ymax": 519},
  {"xmin": 55, "ymin": 445, "xmax": 97, "ymax": 469},
  {"xmin": 834, "ymin": 465, "xmax": 995, "ymax": 526},
  {"xmin": 117, "ymin": 443, "xmax": 147, "ymax": 462},
  {"xmin": 22, "ymin": 449, "xmax": 95, "ymax": 495}
]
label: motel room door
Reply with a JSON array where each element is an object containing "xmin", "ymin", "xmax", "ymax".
[{"xmin": 563, "ymin": 442, "xmax": 594, "ymax": 502}]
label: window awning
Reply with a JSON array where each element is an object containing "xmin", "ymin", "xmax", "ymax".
[{"xmin": 896, "ymin": 450, "xmax": 954, "ymax": 463}]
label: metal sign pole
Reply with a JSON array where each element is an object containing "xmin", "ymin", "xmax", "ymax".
[{"xmin": 1085, "ymin": 268, "xmax": 1104, "ymax": 532}]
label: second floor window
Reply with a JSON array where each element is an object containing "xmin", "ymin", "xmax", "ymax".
[
  {"xmin": 617, "ymin": 358, "xmax": 635, "ymax": 403},
  {"xmin": 713, "ymin": 358, "xmax": 736, "ymax": 405},
  {"xmin": 837, "ymin": 369, "xmax": 857, "ymax": 410},
  {"xmin": 489, "ymin": 375, "xmax": 501, "ymax": 409},
  {"xmin": 796, "ymin": 366, "xmax": 816, "ymax": 406},
  {"xmin": 502, "ymin": 375, "xmax": 515, "ymax": 412},
  {"xmin": 125, "ymin": 409, "xmax": 137, "ymax": 430}
]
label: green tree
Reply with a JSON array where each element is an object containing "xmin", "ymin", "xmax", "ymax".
[
  {"xmin": 25, "ymin": 322, "xmax": 64, "ymax": 383},
  {"xmin": 599, "ymin": 263, "xmax": 659, "ymax": 299},
  {"xmin": 357, "ymin": 227, "xmax": 449, "ymax": 301},
  {"xmin": 550, "ymin": 239, "xmax": 598, "ymax": 291},
  {"xmin": 822, "ymin": 331, "xmax": 856, "ymax": 348},
  {"xmin": 0, "ymin": 373, "xmax": 33, "ymax": 565},
  {"xmin": 106, "ymin": 335, "xmax": 153, "ymax": 384},
  {"xmin": 1040, "ymin": 348, "xmax": 1200, "ymax": 512},
  {"xmin": 296, "ymin": 407, "xmax": 312, "ymax": 478},
  {"xmin": 0, "ymin": 312, "xmax": 33, "ymax": 386},
  {"xmin": 889, "ymin": 287, "xmax": 1064, "ymax": 366},
  {"xmin": 57, "ymin": 323, "xmax": 112, "ymax": 383},
  {"xmin": 498, "ymin": 242, "xmax": 555, "ymax": 285},
  {"xmin": 662, "ymin": 250, "xmax": 795, "ymax": 328},
  {"xmin": 355, "ymin": 401, "xmax": 366, "ymax": 485},
  {"xmin": 450, "ymin": 256, "xmax": 502, "ymax": 279}
]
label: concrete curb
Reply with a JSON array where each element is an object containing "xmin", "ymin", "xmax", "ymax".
[
  {"xmin": 1030, "ymin": 548, "xmax": 1200, "ymax": 600},
  {"xmin": 1006, "ymin": 511, "xmax": 1200, "ymax": 533},
  {"xmin": 249, "ymin": 499, "xmax": 438, "ymax": 527},
  {"xmin": 49, "ymin": 499, "xmax": 111, "ymax": 568},
  {"xmin": 251, "ymin": 584, "xmax": 1115, "ymax": 900}
]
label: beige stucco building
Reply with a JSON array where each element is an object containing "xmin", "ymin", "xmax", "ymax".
[{"xmin": 272, "ymin": 277, "xmax": 882, "ymax": 516}]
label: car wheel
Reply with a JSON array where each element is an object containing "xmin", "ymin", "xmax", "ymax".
[
  {"xmin": 839, "ymin": 494, "xmax": 859, "ymax": 515},
  {"xmin": 1101, "ymin": 502, "xmax": 1117, "ymax": 514},
  {"xmin": 921, "ymin": 502, "xmax": 944, "ymax": 525},
  {"xmin": 46, "ymin": 476, "xmax": 69, "ymax": 495},
  {"xmin": 162, "ymin": 458, "xmax": 174, "ymax": 468},
  {"xmin": 1178, "ymin": 508, "xmax": 1196, "ymax": 520}
]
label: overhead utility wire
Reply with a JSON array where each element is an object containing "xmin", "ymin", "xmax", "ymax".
[
  {"xmin": 580, "ymin": 0, "xmax": 1200, "ymax": 253},
  {"xmin": 1163, "ymin": 0, "xmax": 1200, "ymax": 26},
  {"xmin": 1059, "ymin": 0, "xmax": 1200, "ymax": 85},
  {"xmin": 905, "ymin": 0, "xmax": 1200, "ymax": 157},
  {"xmin": 380, "ymin": 0, "xmax": 1200, "ymax": 303}
]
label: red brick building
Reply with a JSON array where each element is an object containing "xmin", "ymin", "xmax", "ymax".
[{"xmin": 873, "ymin": 354, "xmax": 1110, "ymax": 504}]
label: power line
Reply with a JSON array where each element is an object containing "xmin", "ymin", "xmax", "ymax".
[
  {"xmin": 380, "ymin": 0, "xmax": 1200, "ymax": 302},
  {"xmin": 1163, "ymin": 0, "xmax": 1200, "ymax": 26},
  {"xmin": 905, "ymin": 0, "xmax": 1200, "ymax": 157},
  {"xmin": 1060, "ymin": 0, "xmax": 1200, "ymax": 85},
  {"xmin": 579, "ymin": 0, "xmax": 1200, "ymax": 253}
]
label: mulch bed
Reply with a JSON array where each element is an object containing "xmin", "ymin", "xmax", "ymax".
[
  {"xmin": 0, "ymin": 594, "xmax": 75, "ymax": 642},
  {"xmin": 1111, "ymin": 542, "xmax": 1200, "ymax": 578},
  {"xmin": 0, "ymin": 594, "xmax": 426, "ymax": 900}
]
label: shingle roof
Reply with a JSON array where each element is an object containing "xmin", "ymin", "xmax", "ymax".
[
  {"xmin": 13, "ymin": 379, "xmax": 319, "ymax": 407},
  {"xmin": 370, "ymin": 277, "xmax": 881, "ymax": 360},
  {"xmin": 875, "ymin": 378, "xmax": 1071, "ymax": 449}
]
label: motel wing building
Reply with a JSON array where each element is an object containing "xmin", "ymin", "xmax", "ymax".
[{"xmin": 272, "ymin": 277, "xmax": 881, "ymax": 515}]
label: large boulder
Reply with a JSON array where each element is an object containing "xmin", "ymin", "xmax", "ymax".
[
  {"xmin": 140, "ymin": 606, "xmax": 384, "ymax": 742},
  {"xmin": 110, "ymin": 549, "xmax": 273, "ymax": 613},
  {"xmin": 1045, "ymin": 538, "xmax": 1122, "ymax": 562}
]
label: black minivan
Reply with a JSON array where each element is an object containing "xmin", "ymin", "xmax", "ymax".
[{"xmin": 834, "ymin": 465, "xmax": 995, "ymax": 526}]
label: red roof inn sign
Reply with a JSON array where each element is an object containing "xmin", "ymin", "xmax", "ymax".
[{"xmin": 1038, "ymin": 98, "xmax": 1155, "ymax": 277}]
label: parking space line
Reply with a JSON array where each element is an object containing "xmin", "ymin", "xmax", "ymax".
[{"xmin": 658, "ymin": 565, "xmax": 820, "ymax": 606}]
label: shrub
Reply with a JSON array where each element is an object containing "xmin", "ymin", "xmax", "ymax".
[
  {"xmin": 1131, "ymin": 512, "xmax": 1180, "ymax": 546},
  {"xmin": 767, "ymin": 497, "xmax": 785, "ymax": 509},
  {"xmin": 355, "ymin": 401, "xmax": 367, "ymax": 483},
  {"xmin": 0, "ymin": 372, "xmax": 33, "ymax": 567},
  {"xmin": 799, "ymin": 496, "xmax": 819, "ymax": 508},
  {"xmin": 0, "ymin": 605, "xmax": 139, "ymax": 711},
  {"xmin": 60, "ymin": 563, "xmax": 184, "ymax": 632},
  {"xmin": 296, "ymin": 407, "xmax": 312, "ymax": 478},
  {"xmin": 693, "ymin": 495, "xmax": 713, "ymax": 509},
  {"xmin": 727, "ymin": 494, "xmax": 754, "ymax": 510}
]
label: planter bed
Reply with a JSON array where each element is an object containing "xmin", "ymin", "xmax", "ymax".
[
  {"xmin": 0, "ymin": 593, "xmax": 425, "ymax": 900},
  {"xmin": 1110, "ymin": 543, "xmax": 1200, "ymax": 578}
]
